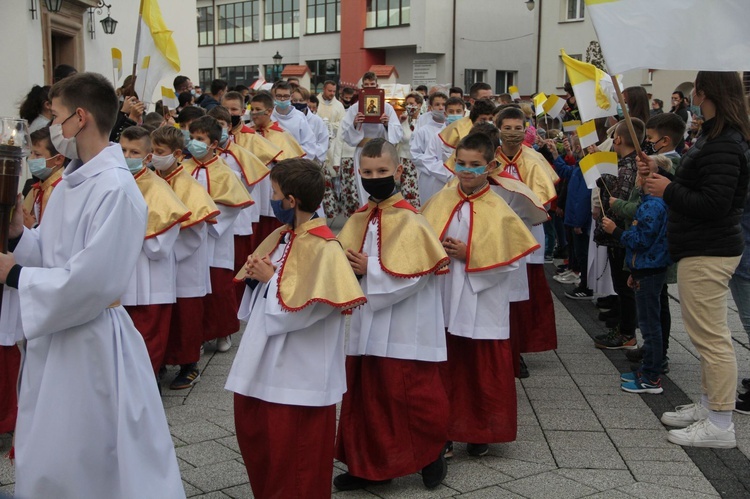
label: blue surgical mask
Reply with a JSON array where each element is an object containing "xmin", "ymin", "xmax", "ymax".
[
  {"xmin": 270, "ymin": 198, "xmax": 295, "ymax": 225},
  {"xmin": 446, "ymin": 114, "xmax": 462, "ymax": 125},
  {"xmin": 28, "ymin": 157, "xmax": 53, "ymax": 180},
  {"xmin": 455, "ymin": 164, "xmax": 487, "ymax": 176},
  {"xmin": 187, "ymin": 139, "xmax": 209, "ymax": 159},
  {"xmin": 292, "ymin": 102, "xmax": 308, "ymax": 113},
  {"xmin": 181, "ymin": 129, "xmax": 191, "ymax": 142},
  {"xmin": 125, "ymin": 157, "xmax": 144, "ymax": 174},
  {"xmin": 275, "ymin": 100, "xmax": 291, "ymax": 110},
  {"xmin": 220, "ymin": 128, "xmax": 229, "ymax": 146}
]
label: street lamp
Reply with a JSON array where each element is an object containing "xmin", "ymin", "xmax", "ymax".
[
  {"xmin": 525, "ymin": 0, "xmax": 535, "ymax": 10},
  {"xmin": 98, "ymin": 1, "xmax": 117, "ymax": 35},
  {"xmin": 43, "ymin": 0, "xmax": 64, "ymax": 12},
  {"xmin": 272, "ymin": 51, "xmax": 283, "ymax": 82}
]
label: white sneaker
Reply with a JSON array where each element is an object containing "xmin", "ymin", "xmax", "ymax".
[
  {"xmin": 217, "ymin": 336, "xmax": 232, "ymax": 352},
  {"xmin": 660, "ymin": 403, "xmax": 709, "ymax": 427},
  {"xmin": 667, "ymin": 419, "xmax": 736, "ymax": 448}
]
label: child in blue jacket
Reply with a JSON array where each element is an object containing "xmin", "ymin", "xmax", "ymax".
[{"xmin": 602, "ymin": 180, "xmax": 671, "ymax": 393}]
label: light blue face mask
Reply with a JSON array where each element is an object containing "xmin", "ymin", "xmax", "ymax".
[
  {"xmin": 181, "ymin": 129, "xmax": 191, "ymax": 142},
  {"xmin": 446, "ymin": 114, "xmax": 462, "ymax": 125},
  {"xmin": 28, "ymin": 157, "xmax": 53, "ymax": 180},
  {"xmin": 125, "ymin": 157, "xmax": 144, "ymax": 174},
  {"xmin": 275, "ymin": 100, "xmax": 291, "ymax": 110},
  {"xmin": 187, "ymin": 139, "xmax": 209, "ymax": 159},
  {"xmin": 220, "ymin": 128, "xmax": 229, "ymax": 146},
  {"xmin": 455, "ymin": 164, "xmax": 487, "ymax": 176}
]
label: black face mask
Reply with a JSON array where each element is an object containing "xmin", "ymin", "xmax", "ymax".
[
  {"xmin": 342, "ymin": 100, "xmax": 352, "ymax": 109},
  {"xmin": 292, "ymin": 102, "xmax": 308, "ymax": 113},
  {"xmin": 361, "ymin": 176, "xmax": 396, "ymax": 200},
  {"xmin": 230, "ymin": 115, "xmax": 242, "ymax": 128}
]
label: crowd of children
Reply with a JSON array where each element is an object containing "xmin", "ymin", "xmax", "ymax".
[{"xmin": 2, "ymin": 68, "xmax": 748, "ymax": 497}]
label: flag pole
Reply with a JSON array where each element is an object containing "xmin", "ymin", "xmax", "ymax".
[
  {"xmin": 132, "ymin": 0, "xmax": 145, "ymax": 80},
  {"xmin": 610, "ymin": 75, "xmax": 643, "ymax": 160}
]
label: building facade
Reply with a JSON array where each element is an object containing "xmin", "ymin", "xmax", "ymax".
[{"xmin": 1, "ymin": 0, "xmax": 199, "ymax": 118}]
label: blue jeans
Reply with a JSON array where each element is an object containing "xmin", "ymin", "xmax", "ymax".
[
  {"xmin": 729, "ymin": 273, "xmax": 750, "ymax": 340},
  {"xmin": 634, "ymin": 271, "xmax": 667, "ymax": 380}
]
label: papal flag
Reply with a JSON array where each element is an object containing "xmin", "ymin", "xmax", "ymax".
[
  {"xmin": 134, "ymin": 0, "xmax": 181, "ymax": 105},
  {"xmin": 509, "ymin": 85, "xmax": 520, "ymax": 101},
  {"xmin": 576, "ymin": 120, "xmax": 599, "ymax": 149},
  {"xmin": 563, "ymin": 120, "xmax": 581, "ymax": 133},
  {"xmin": 533, "ymin": 93, "xmax": 547, "ymax": 117},
  {"xmin": 579, "ymin": 151, "xmax": 618, "ymax": 189},
  {"xmin": 585, "ymin": 0, "xmax": 750, "ymax": 73},
  {"xmin": 561, "ymin": 50, "xmax": 618, "ymax": 123},
  {"xmin": 542, "ymin": 94, "xmax": 565, "ymax": 118},
  {"xmin": 111, "ymin": 48, "xmax": 122, "ymax": 82},
  {"xmin": 161, "ymin": 86, "xmax": 179, "ymax": 110}
]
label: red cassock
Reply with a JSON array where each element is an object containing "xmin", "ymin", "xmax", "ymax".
[
  {"xmin": 441, "ymin": 333, "xmax": 517, "ymax": 443},
  {"xmin": 234, "ymin": 394, "xmax": 335, "ymax": 499},
  {"xmin": 0, "ymin": 345, "xmax": 20, "ymax": 434},
  {"xmin": 125, "ymin": 304, "xmax": 173, "ymax": 374},
  {"xmin": 511, "ymin": 263, "xmax": 557, "ymax": 357},
  {"xmin": 164, "ymin": 297, "xmax": 204, "ymax": 366},
  {"xmin": 335, "ymin": 356, "xmax": 449, "ymax": 481},
  {"xmin": 203, "ymin": 268, "xmax": 239, "ymax": 342}
]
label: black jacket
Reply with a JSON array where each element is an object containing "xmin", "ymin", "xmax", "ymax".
[{"xmin": 663, "ymin": 119, "xmax": 750, "ymax": 261}]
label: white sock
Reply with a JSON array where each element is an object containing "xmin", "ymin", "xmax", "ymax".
[
  {"xmin": 701, "ymin": 394, "xmax": 710, "ymax": 409},
  {"xmin": 708, "ymin": 410, "xmax": 733, "ymax": 430}
]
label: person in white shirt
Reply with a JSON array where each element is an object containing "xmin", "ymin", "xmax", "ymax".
[
  {"xmin": 397, "ymin": 92, "xmax": 424, "ymax": 208},
  {"xmin": 270, "ymin": 81, "xmax": 316, "ymax": 159},
  {"xmin": 291, "ymin": 86, "xmax": 330, "ymax": 164}
]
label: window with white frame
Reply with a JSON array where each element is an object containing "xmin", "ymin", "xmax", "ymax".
[
  {"xmin": 197, "ymin": 6, "xmax": 214, "ymax": 46},
  {"xmin": 264, "ymin": 0, "xmax": 300, "ymax": 40},
  {"xmin": 366, "ymin": 0, "xmax": 410, "ymax": 28},
  {"xmin": 306, "ymin": 0, "xmax": 340, "ymax": 33},
  {"xmin": 495, "ymin": 71, "xmax": 517, "ymax": 94},
  {"xmin": 566, "ymin": 0, "xmax": 585, "ymax": 20},
  {"xmin": 218, "ymin": 1, "xmax": 259, "ymax": 44}
]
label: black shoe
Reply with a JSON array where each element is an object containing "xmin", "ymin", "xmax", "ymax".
[
  {"xmin": 519, "ymin": 356, "xmax": 530, "ymax": 379},
  {"xmin": 742, "ymin": 378, "xmax": 750, "ymax": 390},
  {"xmin": 421, "ymin": 453, "xmax": 447, "ymax": 489},
  {"xmin": 595, "ymin": 296, "xmax": 617, "ymax": 309},
  {"xmin": 565, "ymin": 287, "xmax": 594, "ymax": 300},
  {"xmin": 599, "ymin": 309, "xmax": 619, "ymax": 321},
  {"xmin": 739, "ymin": 391, "xmax": 750, "ymax": 402},
  {"xmin": 466, "ymin": 443, "xmax": 489, "ymax": 457},
  {"xmin": 594, "ymin": 328, "xmax": 637, "ymax": 350},
  {"xmin": 333, "ymin": 473, "xmax": 391, "ymax": 491},
  {"xmin": 735, "ymin": 398, "xmax": 750, "ymax": 415},
  {"xmin": 625, "ymin": 347, "xmax": 643, "ymax": 363},
  {"xmin": 170, "ymin": 364, "xmax": 201, "ymax": 390},
  {"xmin": 443, "ymin": 441, "xmax": 454, "ymax": 459}
]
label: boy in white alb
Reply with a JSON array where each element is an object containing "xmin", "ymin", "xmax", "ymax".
[
  {"xmin": 271, "ymin": 81, "xmax": 317, "ymax": 158},
  {"xmin": 292, "ymin": 86, "xmax": 330, "ymax": 164},
  {"xmin": 151, "ymin": 126, "xmax": 220, "ymax": 390},
  {"xmin": 226, "ymin": 159, "xmax": 365, "ymax": 499},
  {"xmin": 422, "ymin": 133, "xmax": 539, "ymax": 457},
  {"xmin": 0, "ymin": 72, "xmax": 184, "ymax": 498},
  {"xmin": 120, "ymin": 126, "xmax": 191, "ymax": 375},
  {"xmin": 335, "ymin": 139, "xmax": 450, "ymax": 491}
]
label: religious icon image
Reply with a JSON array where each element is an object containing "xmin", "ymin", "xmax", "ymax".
[{"xmin": 358, "ymin": 88, "xmax": 385, "ymax": 123}]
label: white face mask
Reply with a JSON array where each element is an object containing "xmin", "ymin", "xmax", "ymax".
[
  {"xmin": 151, "ymin": 153, "xmax": 175, "ymax": 171},
  {"xmin": 49, "ymin": 112, "xmax": 82, "ymax": 160}
]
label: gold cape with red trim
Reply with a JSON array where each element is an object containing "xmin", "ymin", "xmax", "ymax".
[
  {"xmin": 337, "ymin": 193, "xmax": 450, "ymax": 278},
  {"xmin": 495, "ymin": 146, "xmax": 559, "ymax": 206},
  {"xmin": 236, "ymin": 217, "xmax": 366, "ymax": 312},
  {"xmin": 133, "ymin": 167, "xmax": 192, "ymax": 238},
  {"xmin": 421, "ymin": 183, "xmax": 540, "ymax": 272},
  {"xmin": 438, "ymin": 116, "xmax": 474, "ymax": 149},
  {"xmin": 255, "ymin": 122, "xmax": 305, "ymax": 160},
  {"xmin": 231, "ymin": 125, "xmax": 283, "ymax": 165},
  {"xmin": 158, "ymin": 165, "xmax": 220, "ymax": 228},
  {"xmin": 23, "ymin": 167, "xmax": 63, "ymax": 224},
  {"xmin": 183, "ymin": 156, "xmax": 255, "ymax": 208},
  {"xmin": 219, "ymin": 141, "xmax": 270, "ymax": 187},
  {"xmin": 487, "ymin": 173, "xmax": 550, "ymax": 226}
]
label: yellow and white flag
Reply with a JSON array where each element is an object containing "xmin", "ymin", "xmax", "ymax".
[
  {"xmin": 580, "ymin": 151, "xmax": 618, "ymax": 189},
  {"xmin": 533, "ymin": 93, "xmax": 547, "ymax": 117},
  {"xmin": 576, "ymin": 120, "xmax": 599, "ymax": 149},
  {"xmin": 111, "ymin": 48, "xmax": 122, "ymax": 82},
  {"xmin": 563, "ymin": 120, "xmax": 581, "ymax": 133},
  {"xmin": 134, "ymin": 0, "xmax": 181, "ymax": 105},
  {"xmin": 542, "ymin": 94, "xmax": 565, "ymax": 118},
  {"xmin": 509, "ymin": 86, "xmax": 521, "ymax": 101},
  {"xmin": 561, "ymin": 50, "xmax": 619, "ymax": 123},
  {"xmin": 585, "ymin": 0, "xmax": 750, "ymax": 73},
  {"xmin": 161, "ymin": 86, "xmax": 179, "ymax": 109}
]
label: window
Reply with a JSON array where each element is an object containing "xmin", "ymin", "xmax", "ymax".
[
  {"xmin": 218, "ymin": 65, "xmax": 260, "ymax": 87},
  {"xmin": 265, "ymin": 63, "xmax": 292, "ymax": 82},
  {"xmin": 560, "ymin": 54, "xmax": 581, "ymax": 86},
  {"xmin": 199, "ymin": 68, "xmax": 214, "ymax": 91},
  {"xmin": 265, "ymin": 0, "xmax": 300, "ymax": 40},
  {"xmin": 307, "ymin": 59, "xmax": 340, "ymax": 93},
  {"xmin": 464, "ymin": 69, "xmax": 487, "ymax": 95},
  {"xmin": 366, "ymin": 0, "xmax": 410, "ymax": 28},
  {"xmin": 218, "ymin": 1, "xmax": 259, "ymax": 44},
  {"xmin": 566, "ymin": 0, "xmax": 584, "ymax": 20},
  {"xmin": 495, "ymin": 71, "xmax": 517, "ymax": 94},
  {"xmin": 306, "ymin": 0, "xmax": 340, "ymax": 34},
  {"xmin": 197, "ymin": 7, "xmax": 214, "ymax": 46}
]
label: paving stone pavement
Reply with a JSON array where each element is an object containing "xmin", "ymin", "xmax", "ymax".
[{"xmin": 2, "ymin": 262, "xmax": 750, "ymax": 498}]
